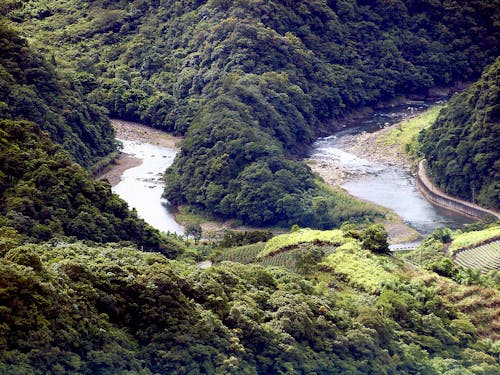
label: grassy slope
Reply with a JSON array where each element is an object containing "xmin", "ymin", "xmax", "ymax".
[
  {"xmin": 377, "ymin": 104, "xmax": 444, "ymax": 159},
  {"xmin": 450, "ymin": 225, "xmax": 500, "ymax": 254}
]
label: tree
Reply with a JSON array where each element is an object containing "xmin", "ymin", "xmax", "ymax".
[
  {"xmin": 185, "ymin": 223, "xmax": 202, "ymax": 244},
  {"xmin": 361, "ymin": 224, "xmax": 389, "ymax": 254}
]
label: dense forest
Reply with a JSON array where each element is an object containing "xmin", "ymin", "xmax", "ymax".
[
  {"xmin": 5, "ymin": 0, "xmax": 499, "ymax": 225},
  {"xmin": 1, "ymin": 226, "xmax": 499, "ymax": 374},
  {"xmin": 0, "ymin": 23, "xmax": 184, "ymax": 256},
  {"xmin": 0, "ymin": 23, "xmax": 115, "ymax": 169},
  {"xmin": 0, "ymin": 1, "xmax": 499, "ymax": 373},
  {"xmin": 420, "ymin": 58, "xmax": 500, "ymax": 209}
]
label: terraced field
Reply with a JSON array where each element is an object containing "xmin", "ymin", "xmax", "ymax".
[
  {"xmin": 454, "ymin": 240, "xmax": 500, "ymax": 273},
  {"xmin": 217, "ymin": 243, "xmax": 265, "ymax": 264},
  {"xmin": 217, "ymin": 241, "xmax": 337, "ymax": 273},
  {"xmin": 260, "ymin": 245, "xmax": 337, "ymax": 272}
]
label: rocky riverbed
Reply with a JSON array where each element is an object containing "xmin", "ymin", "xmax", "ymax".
[
  {"xmin": 307, "ymin": 116, "xmax": 416, "ymax": 186},
  {"xmin": 97, "ymin": 120, "xmax": 182, "ymax": 187}
]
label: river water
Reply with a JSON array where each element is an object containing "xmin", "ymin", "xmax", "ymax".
[
  {"xmin": 310, "ymin": 104, "xmax": 473, "ymax": 236},
  {"xmin": 112, "ymin": 103, "xmax": 472, "ymax": 238},
  {"xmin": 112, "ymin": 139, "xmax": 184, "ymax": 235}
]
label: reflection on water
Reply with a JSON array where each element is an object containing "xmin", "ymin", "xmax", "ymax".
[
  {"xmin": 112, "ymin": 139, "xmax": 184, "ymax": 235},
  {"xmin": 310, "ymin": 104, "xmax": 473, "ymax": 236}
]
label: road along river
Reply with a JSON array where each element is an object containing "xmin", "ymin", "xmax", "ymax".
[{"xmin": 309, "ymin": 103, "xmax": 473, "ymax": 238}]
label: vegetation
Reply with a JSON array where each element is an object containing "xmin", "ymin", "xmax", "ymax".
[
  {"xmin": 1, "ymin": 235, "xmax": 499, "ymax": 374},
  {"xmin": 0, "ymin": 26, "xmax": 184, "ymax": 255},
  {"xmin": 449, "ymin": 225, "xmax": 500, "ymax": 255},
  {"xmin": 258, "ymin": 228, "xmax": 345, "ymax": 259},
  {"xmin": 0, "ymin": 22, "xmax": 115, "ymax": 168},
  {"xmin": 0, "ymin": 1, "xmax": 499, "ymax": 373},
  {"xmin": 377, "ymin": 104, "xmax": 444, "ymax": 160},
  {"xmin": 214, "ymin": 242, "xmax": 265, "ymax": 264},
  {"xmin": 420, "ymin": 58, "xmax": 500, "ymax": 208},
  {"xmin": 397, "ymin": 225, "xmax": 500, "ymax": 288},
  {"xmin": 454, "ymin": 241, "xmax": 500, "ymax": 274},
  {"xmin": 6, "ymin": 0, "xmax": 498, "ymax": 226},
  {"xmin": 0, "ymin": 119, "xmax": 185, "ymax": 256}
]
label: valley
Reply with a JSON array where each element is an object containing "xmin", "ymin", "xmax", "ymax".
[{"xmin": 0, "ymin": 1, "xmax": 498, "ymax": 373}]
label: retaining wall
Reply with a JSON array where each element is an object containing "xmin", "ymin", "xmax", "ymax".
[{"xmin": 416, "ymin": 160, "xmax": 500, "ymax": 220}]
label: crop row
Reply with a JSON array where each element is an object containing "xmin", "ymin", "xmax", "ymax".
[
  {"xmin": 449, "ymin": 225, "xmax": 500, "ymax": 254},
  {"xmin": 217, "ymin": 243, "xmax": 264, "ymax": 264},
  {"xmin": 454, "ymin": 241, "xmax": 500, "ymax": 273}
]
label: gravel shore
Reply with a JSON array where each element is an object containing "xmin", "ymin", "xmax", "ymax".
[
  {"xmin": 111, "ymin": 119, "xmax": 182, "ymax": 149},
  {"xmin": 96, "ymin": 120, "xmax": 182, "ymax": 187},
  {"xmin": 307, "ymin": 120, "xmax": 421, "ymax": 244}
]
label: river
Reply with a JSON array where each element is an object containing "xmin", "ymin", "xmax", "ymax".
[
  {"xmin": 310, "ymin": 103, "xmax": 473, "ymax": 237},
  {"xmin": 112, "ymin": 139, "xmax": 184, "ymax": 235},
  {"xmin": 110, "ymin": 104, "xmax": 472, "ymax": 239}
]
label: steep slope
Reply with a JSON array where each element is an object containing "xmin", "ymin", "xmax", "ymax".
[
  {"xmin": 0, "ymin": 237, "xmax": 499, "ymax": 374},
  {"xmin": 420, "ymin": 58, "xmax": 500, "ymax": 208},
  {"xmin": 7, "ymin": 0, "xmax": 499, "ymax": 226},
  {"xmin": 0, "ymin": 119, "xmax": 184, "ymax": 256},
  {"xmin": 0, "ymin": 23, "xmax": 115, "ymax": 169},
  {"xmin": 0, "ymin": 24, "xmax": 183, "ymax": 255}
]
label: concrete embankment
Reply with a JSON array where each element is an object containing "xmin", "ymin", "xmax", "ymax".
[{"xmin": 416, "ymin": 160, "xmax": 500, "ymax": 220}]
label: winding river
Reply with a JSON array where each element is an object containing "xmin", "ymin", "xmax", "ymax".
[
  {"xmin": 110, "ymin": 103, "xmax": 473, "ymax": 239},
  {"xmin": 310, "ymin": 103, "xmax": 473, "ymax": 236},
  {"xmin": 112, "ymin": 139, "xmax": 184, "ymax": 235}
]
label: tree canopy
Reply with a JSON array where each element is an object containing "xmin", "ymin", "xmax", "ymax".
[
  {"xmin": 420, "ymin": 58, "xmax": 500, "ymax": 209},
  {"xmin": 6, "ymin": 0, "xmax": 499, "ymax": 225}
]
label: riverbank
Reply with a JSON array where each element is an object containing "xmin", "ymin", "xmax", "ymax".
[
  {"xmin": 97, "ymin": 153, "xmax": 143, "ymax": 187},
  {"xmin": 111, "ymin": 119, "xmax": 182, "ymax": 149},
  {"xmin": 307, "ymin": 106, "xmax": 450, "ymax": 244},
  {"xmin": 96, "ymin": 119, "xmax": 183, "ymax": 187}
]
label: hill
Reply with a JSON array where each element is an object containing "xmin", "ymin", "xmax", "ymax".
[
  {"xmin": 0, "ymin": 24, "xmax": 184, "ymax": 255},
  {"xmin": 420, "ymin": 58, "xmax": 499, "ymax": 209},
  {"xmin": 6, "ymin": 0, "xmax": 499, "ymax": 226},
  {"xmin": 0, "ymin": 22, "xmax": 115, "ymax": 169},
  {"xmin": 1, "ymin": 232, "xmax": 499, "ymax": 374}
]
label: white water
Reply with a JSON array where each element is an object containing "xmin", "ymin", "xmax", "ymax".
[
  {"xmin": 310, "ymin": 105, "xmax": 473, "ymax": 236},
  {"xmin": 112, "ymin": 139, "xmax": 184, "ymax": 235}
]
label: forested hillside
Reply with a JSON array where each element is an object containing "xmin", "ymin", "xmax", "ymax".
[
  {"xmin": 0, "ymin": 24, "xmax": 184, "ymax": 256},
  {"xmin": 420, "ymin": 58, "xmax": 500, "ymax": 209},
  {"xmin": 6, "ymin": 0, "xmax": 498, "ymax": 226},
  {"xmin": 0, "ymin": 23, "xmax": 115, "ymax": 168},
  {"xmin": 1, "ymin": 230, "xmax": 499, "ymax": 374}
]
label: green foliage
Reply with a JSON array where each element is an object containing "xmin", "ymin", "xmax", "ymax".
[
  {"xmin": 218, "ymin": 229, "xmax": 273, "ymax": 249},
  {"xmin": 0, "ymin": 119, "xmax": 184, "ymax": 256},
  {"xmin": 259, "ymin": 228, "xmax": 345, "ymax": 259},
  {"xmin": 8, "ymin": 0, "xmax": 498, "ymax": 225},
  {"xmin": 322, "ymin": 241, "xmax": 398, "ymax": 293},
  {"xmin": 0, "ymin": 239, "xmax": 498, "ymax": 374},
  {"xmin": 454, "ymin": 241, "xmax": 500, "ymax": 275},
  {"xmin": 184, "ymin": 223, "xmax": 202, "ymax": 244},
  {"xmin": 378, "ymin": 104, "xmax": 444, "ymax": 159},
  {"xmin": 360, "ymin": 224, "xmax": 390, "ymax": 254},
  {"xmin": 397, "ymin": 228, "xmax": 500, "ymax": 288},
  {"xmin": 214, "ymin": 242, "xmax": 265, "ymax": 264},
  {"xmin": 420, "ymin": 58, "xmax": 500, "ymax": 208},
  {"xmin": 449, "ymin": 225, "xmax": 500, "ymax": 255},
  {"xmin": 0, "ymin": 22, "xmax": 115, "ymax": 168}
]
